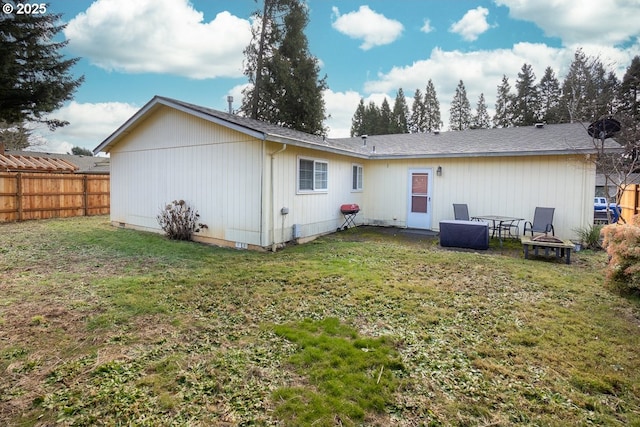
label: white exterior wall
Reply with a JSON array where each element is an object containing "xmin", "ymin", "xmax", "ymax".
[
  {"xmin": 363, "ymin": 155, "xmax": 595, "ymax": 240},
  {"xmin": 268, "ymin": 143, "xmax": 364, "ymax": 244},
  {"xmin": 108, "ymin": 105, "xmax": 596, "ymax": 247},
  {"xmin": 109, "ymin": 107, "xmax": 266, "ymax": 248}
]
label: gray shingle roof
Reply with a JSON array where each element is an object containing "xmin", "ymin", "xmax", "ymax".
[
  {"xmin": 95, "ymin": 96, "xmax": 623, "ymax": 159},
  {"xmin": 331, "ymin": 124, "xmax": 623, "ymax": 158}
]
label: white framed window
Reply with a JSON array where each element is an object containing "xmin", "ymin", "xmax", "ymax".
[
  {"xmin": 298, "ymin": 157, "xmax": 328, "ymax": 192},
  {"xmin": 352, "ymin": 164, "xmax": 363, "ymax": 191}
]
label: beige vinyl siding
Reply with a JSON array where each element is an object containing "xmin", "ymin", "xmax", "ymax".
[
  {"xmin": 109, "ymin": 107, "xmax": 265, "ymax": 246},
  {"xmin": 363, "ymin": 155, "xmax": 594, "ymax": 240},
  {"xmin": 268, "ymin": 143, "xmax": 364, "ymax": 243}
]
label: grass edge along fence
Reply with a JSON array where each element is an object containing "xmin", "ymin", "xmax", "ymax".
[{"xmin": 0, "ymin": 172, "xmax": 109, "ymax": 222}]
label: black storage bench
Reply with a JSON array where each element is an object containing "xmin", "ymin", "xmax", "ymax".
[{"xmin": 439, "ymin": 220, "xmax": 489, "ymax": 250}]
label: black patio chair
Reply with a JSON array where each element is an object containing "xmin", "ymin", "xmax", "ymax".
[
  {"xmin": 523, "ymin": 207, "xmax": 555, "ymax": 236},
  {"xmin": 453, "ymin": 204, "xmax": 471, "ymax": 221}
]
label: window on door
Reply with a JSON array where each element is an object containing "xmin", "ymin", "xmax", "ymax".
[{"xmin": 411, "ymin": 173, "xmax": 428, "ymax": 213}]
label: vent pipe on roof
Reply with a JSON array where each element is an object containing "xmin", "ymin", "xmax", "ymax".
[
  {"xmin": 227, "ymin": 96, "xmax": 234, "ymax": 114},
  {"xmin": 361, "ymin": 135, "xmax": 367, "ymax": 146}
]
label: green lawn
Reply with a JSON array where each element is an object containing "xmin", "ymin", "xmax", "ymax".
[{"xmin": 1, "ymin": 216, "xmax": 639, "ymax": 426}]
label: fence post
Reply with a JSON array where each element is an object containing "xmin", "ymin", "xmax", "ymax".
[
  {"xmin": 17, "ymin": 173, "xmax": 23, "ymax": 221},
  {"xmin": 83, "ymin": 174, "xmax": 88, "ymax": 217}
]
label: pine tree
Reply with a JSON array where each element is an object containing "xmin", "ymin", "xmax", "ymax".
[
  {"xmin": 617, "ymin": 56, "xmax": 640, "ymax": 166},
  {"xmin": 409, "ymin": 89, "xmax": 426, "ymax": 133},
  {"xmin": 538, "ymin": 66, "xmax": 562, "ymax": 124},
  {"xmin": 350, "ymin": 98, "xmax": 366, "ymax": 137},
  {"xmin": 493, "ymin": 75, "xmax": 514, "ymax": 128},
  {"xmin": 0, "ymin": 6, "xmax": 83, "ymax": 131},
  {"xmin": 390, "ymin": 88, "xmax": 409, "ymax": 134},
  {"xmin": 590, "ymin": 63, "xmax": 619, "ymax": 118},
  {"xmin": 363, "ymin": 101, "xmax": 380, "ymax": 135},
  {"xmin": 424, "ymin": 79, "xmax": 442, "ymax": 131},
  {"xmin": 513, "ymin": 63, "xmax": 540, "ymax": 126},
  {"xmin": 378, "ymin": 98, "xmax": 392, "ymax": 135},
  {"xmin": 241, "ymin": 0, "xmax": 327, "ymax": 134},
  {"xmin": 449, "ymin": 80, "xmax": 471, "ymax": 131},
  {"xmin": 472, "ymin": 93, "xmax": 491, "ymax": 129},
  {"xmin": 560, "ymin": 48, "xmax": 595, "ymax": 123},
  {"xmin": 619, "ymin": 56, "xmax": 640, "ymax": 124}
]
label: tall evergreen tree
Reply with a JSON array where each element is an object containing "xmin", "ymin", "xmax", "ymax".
[
  {"xmin": 363, "ymin": 101, "xmax": 380, "ymax": 135},
  {"xmin": 617, "ymin": 56, "xmax": 640, "ymax": 166},
  {"xmin": 591, "ymin": 64, "xmax": 620, "ymax": 118},
  {"xmin": 449, "ymin": 80, "xmax": 471, "ymax": 131},
  {"xmin": 424, "ymin": 79, "xmax": 442, "ymax": 131},
  {"xmin": 560, "ymin": 48, "xmax": 596, "ymax": 123},
  {"xmin": 241, "ymin": 0, "xmax": 281, "ymax": 120},
  {"xmin": 493, "ymin": 75, "xmax": 514, "ymax": 128},
  {"xmin": 513, "ymin": 63, "xmax": 540, "ymax": 126},
  {"xmin": 409, "ymin": 89, "xmax": 426, "ymax": 133},
  {"xmin": 472, "ymin": 93, "xmax": 491, "ymax": 129},
  {"xmin": 378, "ymin": 98, "xmax": 392, "ymax": 135},
  {"xmin": 390, "ymin": 88, "xmax": 409, "ymax": 134},
  {"xmin": 0, "ymin": 4, "xmax": 83, "ymax": 132},
  {"xmin": 619, "ymin": 56, "xmax": 640, "ymax": 126},
  {"xmin": 538, "ymin": 66, "xmax": 562, "ymax": 124},
  {"xmin": 350, "ymin": 98, "xmax": 366, "ymax": 137},
  {"xmin": 560, "ymin": 49, "xmax": 620, "ymax": 124},
  {"xmin": 241, "ymin": 0, "xmax": 327, "ymax": 134}
]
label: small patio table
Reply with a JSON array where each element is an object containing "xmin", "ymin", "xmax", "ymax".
[{"xmin": 473, "ymin": 215, "xmax": 524, "ymax": 244}]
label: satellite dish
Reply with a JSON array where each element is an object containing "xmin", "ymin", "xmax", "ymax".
[{"xmin": 587, "ymin": 118, "xmax": 621, "ymax": 140}]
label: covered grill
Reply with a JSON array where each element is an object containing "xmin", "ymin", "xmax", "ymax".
[{"xmin": 339, "ymin": 203, "xmax": 360, "ymax": 231}]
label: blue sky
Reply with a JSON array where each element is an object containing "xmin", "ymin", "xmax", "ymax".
[{"xmin": 29, "ymin": 0, "xmax": 640, "ymax": 153}]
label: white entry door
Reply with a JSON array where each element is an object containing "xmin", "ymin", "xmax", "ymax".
[{"xmin": 407, "ymin": 169, "xmax": 432, "ymax": 229}]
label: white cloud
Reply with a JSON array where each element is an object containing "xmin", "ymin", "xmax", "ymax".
[
  {"xmin": 64, "ymin": 0, "xmax": 251, "ymax": 79},
  {"xmin": 34, "ymin": 102, "xmax": 140, "ymax": 153},
  {"xmin": 496, "ymin": 0, "xmax": 640, "ymax": 46},
  {"xmin": 449, "ymin": 7, "xmax": 491, "ymax": 42},
  {"xmin": 331, "ymin": 6, "xmax": 403, "ymax": 50},
  {"xmin": 421, "ymin": 19, "xmax": 434, "ymax": 34}
]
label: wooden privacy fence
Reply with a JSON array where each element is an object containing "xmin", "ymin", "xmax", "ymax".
[
  {"xmin": 619, "ymin": 184, "xmax": 640, "ymax": 223},
  {"xmin": 0, "ymin": 172, "xmax": 109, "ymax": 222}
]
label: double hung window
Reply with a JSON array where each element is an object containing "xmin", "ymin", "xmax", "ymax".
[
  {"xmin": 298, "ymin": 157, "xmax": 328, "ymax": 192},
  {"xmin": 352, "ymin": 164, "xmax": 363, "ymax": 191}
]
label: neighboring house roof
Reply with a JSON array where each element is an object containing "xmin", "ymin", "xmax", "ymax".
[
  {"xmin": 0, "ymin": 152, "xmax": 78, "ymax": 173},
  {"xmin": 596, "ymin": 173, "xmax": 640, "ymax": 187},
  {"xmin": 94, "ymin": 95, "xmax": 624, "ymax": 159},
  {"xmin": 2, "ymin": 150, "xmax": 110, "ymax": 174}
]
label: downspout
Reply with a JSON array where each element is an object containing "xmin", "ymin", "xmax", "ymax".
[
  {"xmin": 259, "ymin": 137, "xmax": 266, "ymax": 247},
  {"xmin": 270, "ymin": 143, "xmax": 287, "ymax": 252}
]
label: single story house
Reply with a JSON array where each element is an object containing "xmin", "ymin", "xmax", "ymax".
[{"xmin": 94, "ymin": 96, "xmax": 623, "ymax": 250}]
